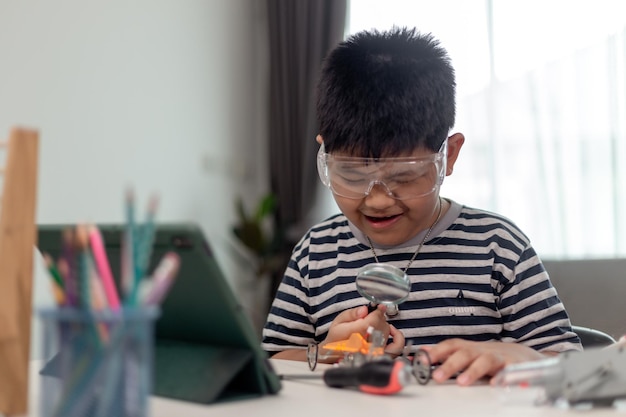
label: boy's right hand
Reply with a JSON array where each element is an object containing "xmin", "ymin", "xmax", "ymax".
[
  {"xmin": 322, "ymin": 305, "xmax": 389, "ymax": 346},
  {"xmin": 270, "ymin": 305, "xmax": 405, "ymax": 363}
]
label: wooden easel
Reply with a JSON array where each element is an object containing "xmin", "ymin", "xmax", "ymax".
[{"xmin": 0, "ymin": 127, "xmax": 39, "ymax": 416}]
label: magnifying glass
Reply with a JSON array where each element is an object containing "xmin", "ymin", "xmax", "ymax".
[{"xmin": 355, "ymin": 263, "xmax": 410, "ymax": 317}]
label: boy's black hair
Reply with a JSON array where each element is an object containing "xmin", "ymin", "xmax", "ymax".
[{"xmin": 316, "ymin": 27, "xmax": 456, "ymax": 157}]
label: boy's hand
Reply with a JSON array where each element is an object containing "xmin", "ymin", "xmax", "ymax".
[
  {"xmin": 384, "ymin": 323, "xmax": 406, "ymax": 356},
  {"xmin": 323, "ymin": 305, "xmax": 405, "ymax": 350},
  {"xmin": 421, "ymin": 339, "xmax": 547, "ymax": 386},
  {"xmin": 270, "ymin": 305, "xmax": 405, "ymax": 363},
  {"xmin": 323, "ymin": 305, "xmax": 388, "ymax": 344}
]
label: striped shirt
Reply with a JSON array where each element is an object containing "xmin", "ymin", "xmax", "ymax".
[{"xmin": 262, "ymin": 199, "xmax": 582, "ymax": 354}]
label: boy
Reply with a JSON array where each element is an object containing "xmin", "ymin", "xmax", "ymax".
[{"xmin": 262, "ymin": 27, "xmax": 581, "ymax": 386}]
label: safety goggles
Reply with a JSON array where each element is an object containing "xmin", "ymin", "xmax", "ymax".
[{"xmin": 317, "ymin": 140, "xmax": 447, "ymax": 200}]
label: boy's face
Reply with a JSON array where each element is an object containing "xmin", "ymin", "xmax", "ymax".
[{"xmin": 318, "ymin": 133, "xmax": 464, "ymax": 246}]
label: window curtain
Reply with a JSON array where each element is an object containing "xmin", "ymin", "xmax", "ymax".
[
  {"xmin": 265, "ymin": 0, "xmax": 347, "ymax": 298},
  {"xmin": 266, "ymin": 0, "xmax": 347, "ymax": 237},
  {"xmin": 454, "ymin": 28, "xmax": 626, "ymax": 258},
  {"xmin": 347, "ymin": 0, "xmax": 626, "ymax": 259}
]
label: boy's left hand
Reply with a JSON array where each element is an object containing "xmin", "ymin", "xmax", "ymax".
[{"xmin": 421, "ymin": 339, "xmax": 549, "ymax": 386}]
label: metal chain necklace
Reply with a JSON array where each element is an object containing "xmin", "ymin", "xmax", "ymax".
[
  {"xmin": 364, "ymin": 197, "xmax": 443, "ymax": 317},
  {"xmin": 365, "ymin": 197, "xmax": 443, "ymax": 269}
]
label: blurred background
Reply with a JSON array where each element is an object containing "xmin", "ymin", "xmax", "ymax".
[{"xmin": 1, "ymin": 0, "xmax": 625, "ymax": 333}]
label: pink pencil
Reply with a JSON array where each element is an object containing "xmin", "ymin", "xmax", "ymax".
[
  {"xmin": 88, "ymin": 225, "xmax": 121, "ymax": 311},
  {"xmin": 143, "ymin": 252, "xmax": 180, "ymax": 306}
]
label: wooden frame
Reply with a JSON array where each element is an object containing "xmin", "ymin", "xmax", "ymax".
[{"xmin": 0, "ymin": 127, "xmax": 39, "ymax": 415}]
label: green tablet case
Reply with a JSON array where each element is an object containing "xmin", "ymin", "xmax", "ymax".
[{"xmin": 37, "ymin": 223, "xmax": 282, "ymax": 404}]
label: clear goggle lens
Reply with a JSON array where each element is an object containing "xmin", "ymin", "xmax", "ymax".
[{"xmin": 317, "ymin": 140, "xmax": 447, "ymax": 200}]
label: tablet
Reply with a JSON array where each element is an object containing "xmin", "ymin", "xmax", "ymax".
[{"xmin": 37, "ymin": 222, "xmax": 282, "ymax": 404}]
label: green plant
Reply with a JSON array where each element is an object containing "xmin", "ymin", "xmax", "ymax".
[{"xmin": 232, "ymin": 194, "xmax": 284, "ymax": 276}]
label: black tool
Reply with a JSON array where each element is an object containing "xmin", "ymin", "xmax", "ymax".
[{"xmin": 323, "ymin": 359, "xmax": 412, "ymax": 395}]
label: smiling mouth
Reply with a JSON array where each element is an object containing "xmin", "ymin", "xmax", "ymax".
[{"xmin": 365, "ymin": 214, "xmax": 401, "ymax": 224}]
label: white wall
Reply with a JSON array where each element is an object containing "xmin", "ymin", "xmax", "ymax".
[{"xmin": 0, "ymin": 0, "xmax": 269, "ymax": 290}]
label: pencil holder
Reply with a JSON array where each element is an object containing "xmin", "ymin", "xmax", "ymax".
[{"xmin": 38, "ymin": 307, "xmax": 160, "ymax": 417}]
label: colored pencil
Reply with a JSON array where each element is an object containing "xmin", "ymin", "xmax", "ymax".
[{"xmin": 88, "ymin": 225, "xmax": 120, "ymax": 311}]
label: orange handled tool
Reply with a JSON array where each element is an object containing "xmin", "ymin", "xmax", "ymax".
[{"xmin": 323, "ymin": 360, "xmax": 412, "ymax": 395}]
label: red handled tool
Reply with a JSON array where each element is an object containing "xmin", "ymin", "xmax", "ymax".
[{"xmin": 323, "ymin": 359, "xmax": 412, "ymax": 395}]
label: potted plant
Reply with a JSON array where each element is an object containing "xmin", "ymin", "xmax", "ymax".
[{"xmin": 232, "ymin": 193, "xmax": 286, "ymax": 278}]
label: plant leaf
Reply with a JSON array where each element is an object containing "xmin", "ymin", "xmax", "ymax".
[{"xmin": 255, "ymin": 194, "xmax": 276, "ymax": 222}]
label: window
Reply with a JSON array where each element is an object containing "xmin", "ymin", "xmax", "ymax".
[{"xmin": 346, "ymin": 0, "xmax": 626, "ymax": 259}]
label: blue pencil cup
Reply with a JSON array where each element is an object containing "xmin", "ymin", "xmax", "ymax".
[{"xmin": 38, "ymin": 307, "xmax": 160, "ymax": 417}]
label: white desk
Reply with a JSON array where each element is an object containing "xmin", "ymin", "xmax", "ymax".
[{"xmin": 27, "ymin": 359, "xmax": 626, "ymax": 417}]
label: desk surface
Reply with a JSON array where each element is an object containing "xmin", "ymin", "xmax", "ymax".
[
  {"xmin": 171, "ymin": 359, "xmax": 626, "ymax": 417},
  {"xmin": 28, "ymin": 358, "xmax": 626, "ymax": 417}
]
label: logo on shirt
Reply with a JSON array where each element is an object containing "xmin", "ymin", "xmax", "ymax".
[{"xmin": 448, "ymin": 290, "xmax": 476, "ymax": 315}]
